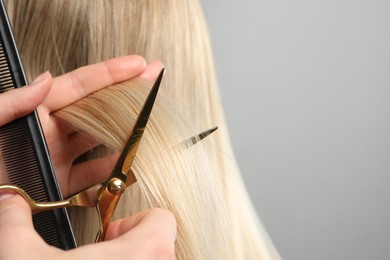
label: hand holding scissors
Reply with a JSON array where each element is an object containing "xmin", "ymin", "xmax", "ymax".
[
  {"xmin": 0, "ymin": 69, "xmax": 164, "ymax": 242},
  {"xmin": 0, "ymin": 64, "xmax": 217, "ymax": 244}
]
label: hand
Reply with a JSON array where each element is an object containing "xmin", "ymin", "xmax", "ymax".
[
  {"xmin": 0, "ymin": 55, "xmax": 163, "ymax": 195},
  {"xmin": 0, "ymin": 193, "xmax": 176, "ymax": 259},
  {"xmin": 0, "ymin": 57, "xmax": 174, "ymax": 257},
  {"xmin": 39, "ymin": 56, "xmax": 164, "ymax": 196}
]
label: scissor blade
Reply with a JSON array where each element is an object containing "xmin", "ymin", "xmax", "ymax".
[
  {"xmin": 182, "ymin": 126, "xmax": 218, "ymax": 147},
  {"xmin": 110, "ymin": 68, "xmax": 164, "ymax": 183}
]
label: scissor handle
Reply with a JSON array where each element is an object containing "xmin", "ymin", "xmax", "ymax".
[{"xmin": 0, "ymin": 184, "xmax": 71, "ymax": 214}]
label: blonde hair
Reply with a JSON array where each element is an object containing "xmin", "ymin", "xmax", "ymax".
[{"xmin": 5, "ymin": 0, "xmax": 280, "ymax": 259}]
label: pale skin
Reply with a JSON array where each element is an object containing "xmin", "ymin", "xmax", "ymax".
[{"xmin": 0, "ymin": 55, "xmax": 176, "ymax": 259}]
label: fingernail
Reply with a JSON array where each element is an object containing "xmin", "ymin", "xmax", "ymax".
[
  {"xmin": 30, "ymin": 71, "xmax": 49, "ymax": 85},
  {"xmin": 0, "ymin": 192, "xmax": 14, "ymax": 202}
]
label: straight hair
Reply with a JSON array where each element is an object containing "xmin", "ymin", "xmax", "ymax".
[{"xmin": 5, "ymin": 1, "xmax": 280, "ymax": 259}]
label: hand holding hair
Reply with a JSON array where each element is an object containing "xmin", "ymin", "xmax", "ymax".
[
  {"xmin": 36, "ymin": 56, "xmax": 164, "ymax": 197},
  {"xmin": 0, "ymin": 193, "xmax": 176, "ymax": 259},
  {"xmin": 0, "ymin": 57, "xmax": 175, "ymax": 258}
]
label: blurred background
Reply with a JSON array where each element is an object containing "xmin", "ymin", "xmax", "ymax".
[{"xmin": 202, "ymin": 1, "xmax": 390, "ymax": 259}]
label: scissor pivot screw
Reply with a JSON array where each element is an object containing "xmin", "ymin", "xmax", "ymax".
[{"xmin": 108, "ymin": 178, "xmax": 126, "ymax": 195}]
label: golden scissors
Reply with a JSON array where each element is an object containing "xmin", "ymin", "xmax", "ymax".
[
  {"xmin": 0, "ymin": 69, "xmax": 165, "ymax": 242},
  {"xmin": 0, "ymin": 67, "xmax": 218, "ymax": 242}
]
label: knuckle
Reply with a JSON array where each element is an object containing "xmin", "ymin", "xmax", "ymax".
[{"xmin": 149, "ymin": 208, "xmax": 177, "ymax": 227}]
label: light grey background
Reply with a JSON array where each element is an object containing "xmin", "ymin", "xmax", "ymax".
[{"xmin": 202, "ymin": 1, "xmax": 390, "ymax": 259}]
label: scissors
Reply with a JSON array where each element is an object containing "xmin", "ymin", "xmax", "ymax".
[
  {"xmin": 0, "ymin": 68, "xmax": 218, "ymax": 242},
  {"xmin": 0, "ymin": 68, "xmax": 164, "ymax": 242}
]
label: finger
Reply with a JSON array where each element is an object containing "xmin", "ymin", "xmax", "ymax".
[
  {"xmin": 65, "ymin": 209, "xmax": 176, "ymax": 259},
  {"xmin": 0, "ymin": 193, "xmax": 46, "ymax": 257},
  {"xmin": 106, "ymin": 208, "xmax": 177, "ymax": 242},
  {"xmin": 138, "ymin": 60, "xmax": 165, "ymax": 81},
  {"xmin": 0, "ymin": 193, "xmax": 33, "ymax": 231},
  {"xmin": 105, "ymin": 208, "xmax": 177, "ymax": 259},
  {"xmin": 65, "ymin": 154, "xmax": 118, "ymax": 196},
  {"xmin": 104, "ymin": 210, "xmax": 150, "ymax": 240},
  {"xmin": 42, "ymin": 55, "xmax": 147, "ymax": 112},
  {"xmin": 0, "ymin": 72, "xmax": 52, "ymax": 126}
]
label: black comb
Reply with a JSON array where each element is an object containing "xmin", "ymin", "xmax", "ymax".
[{"xmin": 0, "ymin": 0, "xmax": 76, "ymax": 249}]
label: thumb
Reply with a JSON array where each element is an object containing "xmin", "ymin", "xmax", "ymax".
[
  {"xmin": 0, "ymin": 193, "xmax": 44, "ymax": 256},
  {"xmin": 0, "ymin": 193, "xmax": 33, "ymax": 229}
]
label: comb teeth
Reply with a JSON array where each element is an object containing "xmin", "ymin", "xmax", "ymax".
[
  {"xmin": 1, "ymin": 119, "xmax": 47, "ymax": 201},
  {"xmin": 33, "ymin": 212, "xmax": 62, "ymax": 246},
  {"xmin": 0, "ymin": 81, "xmax": 62, "ymax": 249},
  {"xmin": 0, "ymin": 41, "xmax": 14, "ymax": 92},
  {"xmin": 0, "ymin": 119, "xmax": 62, "ymax": 246}
]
